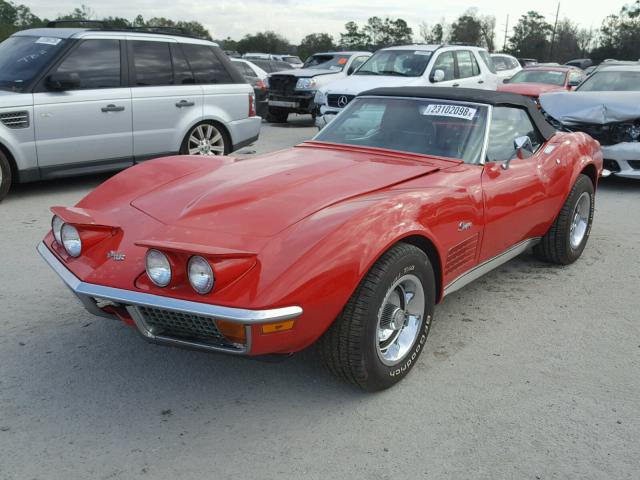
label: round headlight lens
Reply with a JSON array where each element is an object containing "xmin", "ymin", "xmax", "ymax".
[
  {"xmin": 146, "ymin": 249, "xmax": 171, "ymax": 287},
  {"xmin": 61, "ymin": 223, "xmax": 82, "ymax": 257},
  {"xmin": 188, "ymin": 256, "xmax": 214, "ymax": 294},
  {"xmin": 52, "ymin": 215, "xmax": 64, "ymax": 244}
]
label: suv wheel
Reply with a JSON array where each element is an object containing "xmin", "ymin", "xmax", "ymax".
[
  {"xmin": 0, "ymin": 151, "xmax": 12, "ymax": 201},
  {"xmin": 181, "ymin": 122, "xmax": 229, "ymax": 156}
]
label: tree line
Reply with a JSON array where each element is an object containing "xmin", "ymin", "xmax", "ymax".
[{"xmin": 0, "ymin": 0, "xmax": 638, "ymax": 63}]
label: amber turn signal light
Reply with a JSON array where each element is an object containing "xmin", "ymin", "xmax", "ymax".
[
  {"xmin": 215, "ymin": 319, "xmax": 246, "ymax": 345},
  {"xmin": 261, "ymin": 320, "xmax": 295, "ymax": 334}
]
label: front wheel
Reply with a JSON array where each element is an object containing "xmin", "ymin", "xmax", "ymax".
[
  {"xmin": 0, "ymin": 151, "xmax": 12, "ymax": 202},
  {"xmin": 318, "ymin": 243, "xmax": 436, "ymax": 391},
  {"xmin": 534, "ymin": 174, "xmax": 595, "ymax": 265},
  {"xmin": 180, "ymin": 122, "xmax": 229, "ymax": 156}
]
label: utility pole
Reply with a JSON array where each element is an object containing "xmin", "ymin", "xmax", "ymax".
[
  {"xmin": 549, "ymin": 2, "xmax": 560, "ymax": 61},
  {"xmin": 503, "ymin": 14, "xmax": 509, "ymax": 52}
]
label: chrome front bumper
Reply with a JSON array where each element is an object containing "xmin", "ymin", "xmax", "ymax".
[
  {"xmin": 37, "ymin": 242, "xmax": 303, "ymax": 354},
  {"xmin": 602, "ymin": 143, "xmax": 640, "ymax": 179}
]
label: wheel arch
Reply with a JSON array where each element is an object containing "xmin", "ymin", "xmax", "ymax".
[
  {"xmin": 580, "ymin": 163, "xmax": 598, "ymax": 189},
  {"xmin": 397, "ymin": 234, "xmax": 444, "ymax": 304},
  {"xmin": 180, "ymin": 119, "xmax": 232, "ymax": 155},
  {"xmin": 0, "ymin": 141, "xmax": 18, "ymax": 183}
]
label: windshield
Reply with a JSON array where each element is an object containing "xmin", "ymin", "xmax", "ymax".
[
  {"xmin": 303, "ymin": 54, "xmax": 350, "ymax": 71},
  {"xmin": 577, "ymin": 71, "xmax": 640, "ymax": 91},
  {"xmin": 314, "ymin": 97, "xmax": 488, "ymax": 163},
  {"xmin": 355, "ymin": 50, "xmax": 432, "ymax": 77},
  {"xmin": 0, "ymin": 35, "xmax": 67, "ymax": 91},
  {"xmin": 509, "ymin": 69, "xmax": 566, "ymax": 86}
]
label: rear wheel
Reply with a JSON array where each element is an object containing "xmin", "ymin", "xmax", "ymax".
[
  {"xmin": 180, "ymin": 122, "xmax": 229, "ymax": 156},
  {"xmin": 318, "ymin": 243, "xmax": 435, "ymax": 391},
  {"xmin": 534, "ymin": 174, "xmax": 595, "ymax": 265},
  {"xmin": 267, "ymin": 108, "xmax": 288, "ymax": 123},
  {"xmin": 0, "ymin": 151, "xmax": 12, "ymax": 202}
]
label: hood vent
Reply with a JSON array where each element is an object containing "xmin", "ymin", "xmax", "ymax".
[{"xmin": 0, "ymin": 111, "xmax": 29, "ymax": 129}]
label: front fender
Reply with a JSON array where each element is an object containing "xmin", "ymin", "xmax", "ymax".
[{"xmin": 226, "ymin": 191, "xmax": 446, "ymax": 353}]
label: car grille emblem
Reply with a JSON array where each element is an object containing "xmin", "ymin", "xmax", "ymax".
[
  {"xmin": 337, "ymin": 95, "xmax": 349, "ymax": 108},
  {"xmin": 107, "ymin": 251, "xmax": 126, "ymax": 261}
]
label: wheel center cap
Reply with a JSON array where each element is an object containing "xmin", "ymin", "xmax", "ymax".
[{"xmin": 389, "ymin": 308, "xmax": 406, "ymax": 330}]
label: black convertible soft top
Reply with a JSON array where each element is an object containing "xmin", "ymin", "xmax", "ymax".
[{"xmin": 360, "ymin": 86, "xmax": 557, "ymax": 140}]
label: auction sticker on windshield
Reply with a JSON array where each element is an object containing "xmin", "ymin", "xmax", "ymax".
[
  {"xmin": 421, "ymin": 104, "xmax": 477, "ymax": 120},
  {"xmin": 35, "ymin": 37, "xmax": 62, "ymax": 45}
]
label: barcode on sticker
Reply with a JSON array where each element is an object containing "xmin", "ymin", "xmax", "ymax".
[{"xmin": 421, "ymin": 104, "xmax": 477, "ymax": 120}]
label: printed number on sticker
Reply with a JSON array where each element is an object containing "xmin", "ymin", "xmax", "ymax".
[{"xmin": 422, "ymin": 104, "xmax": 477, "ymax": 120}]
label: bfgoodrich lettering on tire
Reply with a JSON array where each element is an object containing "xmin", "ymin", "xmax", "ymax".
[
  {"xmin": 534, "ymin": 174, "xmax": 595, "ymax": 265},
  {"xmin": 318, "ymin": 242, "xmax": 436, "ymax": 391}
]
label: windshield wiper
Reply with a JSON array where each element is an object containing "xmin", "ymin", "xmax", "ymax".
[
  {"xmin": 378, "ymin": 70, "xmax": 409, "ymax": 77},
  {"xmin": 354, "ymin": 71, "xmax": 380, "ymax": 75}
]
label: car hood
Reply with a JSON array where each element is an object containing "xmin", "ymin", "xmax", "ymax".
[
  {"xmin": 539, "ymin": 91, "xmax": 640, "ymax": 124},
  {"xmin": 273, "ymin": 68, "xmax": 342, "ymax": 78},
  {"xmin": 497, "ymin": 82, "xmax": 563, "ymax": 96},
  {"xmin": 0, "ymin": 90, "xmax": 32, "ymax": 108},
  {"xmin": 131, "ymin": 145, "xmax": 441, "ymax": 238},
  {"xmin": 322, "ymin": 75, "xmax": 421, "ymax": 96}
]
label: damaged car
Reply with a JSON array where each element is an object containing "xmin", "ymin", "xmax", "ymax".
[{"xmin": 540, "ymin": 64, "xmax": 640, "ymax": 179}]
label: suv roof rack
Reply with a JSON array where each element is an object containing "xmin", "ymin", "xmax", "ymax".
[
  {"xmin": 45, "ymin": 19, "xmax": 206, "ymax": 40},
  {"xmin": 46, "ymin": 20, "xmax": 108, "ymax": 28}
]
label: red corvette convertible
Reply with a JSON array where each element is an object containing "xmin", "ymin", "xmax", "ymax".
[{"xmin": 39, "ymin": 87, "xmax": 603, "ymax": 390}]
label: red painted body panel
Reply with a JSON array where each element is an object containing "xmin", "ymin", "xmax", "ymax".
[
  {"xmin": 43, "ymin": 134, "xmax": 603, "ymax": 355},
  {"xmin": 497, "ymin": 82, "xmax": 567, "ymax": 98}
]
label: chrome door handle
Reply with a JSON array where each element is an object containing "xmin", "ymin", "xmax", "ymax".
[
  {"xmin": 175, "ymin": 100, "xmax": 195, "ymax": 108},
  {"xmin": 452, "ymin": 83, "xmax": 460, "ymax": 87},
  {"xmin": 478, "ymin": 80, "xmax": 484, "ymax": 84},
  {"xmin": 101, "ymin": 104, "xmax": 125, "ymax": 112}
]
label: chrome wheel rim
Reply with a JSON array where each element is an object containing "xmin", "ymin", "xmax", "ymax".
[
  {"xmin": 569, "ymin": 192, "xmax": 591, "ymax": 249},
  {"xmin": 376, "ymin": 274, "xmax": 425, "ymax": 366},
  {"xmin": 188, "ymin": 124, "xmax": 225, "ymax": 156}
]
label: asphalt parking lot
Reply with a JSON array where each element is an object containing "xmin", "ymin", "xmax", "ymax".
[{"xmin": 1, "ymin": 115, "xmax": 639, "ymax": 480}]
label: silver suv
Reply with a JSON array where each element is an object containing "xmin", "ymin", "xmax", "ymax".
[{"xmin": 0, "ymin": 26, "xmax": 261, "ymax": 200}]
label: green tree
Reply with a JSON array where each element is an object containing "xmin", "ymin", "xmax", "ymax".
[
  {"xmin": 236, "ymin": 31, "xmax": 292, "ymax": 54},
  {"xmin": 298, "ymin": 33, "xmax": 334, "ymax": 60},
  {"xmin": 449, "ymin": 12, "xmax": 483, "ymax": 46},
  {"xmin": 382, "ymin": 18, "xmax": 412, "ymax": 45},
  {"xmin": 550, "ymin": 19, "xmax": 582, "ymax": 62},
  {"xmin": 0, "ymin": 1, "xmax": 43, "ymax": 40},
  {"xmin": 339, "ymin": 21, "xmax": 369, "ymax": 50},
  {"xmin": 507, "ymin": 11, "xmax": 552, "ymax": 61}
]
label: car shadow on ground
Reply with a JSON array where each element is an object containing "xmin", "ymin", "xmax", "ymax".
[
  {"xmin": 265, "ymin": 114, "xmax": 316, "ymax": 128},
  {"xmin": 4, "ymin": 173, "xmax": 116, "ymax": 204},
  {"xmin": 597, "ymin": 175, "xmax": 639, "ymax": 192}
]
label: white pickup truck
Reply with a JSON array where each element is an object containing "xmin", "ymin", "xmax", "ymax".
[{"xmin": 266, "ymin": 51, "xmax": 371, "ymax": 123}]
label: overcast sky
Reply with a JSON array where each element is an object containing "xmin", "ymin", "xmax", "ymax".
[{"xmin": 25, "ymin": 0, "xmax": 631, "ymax": 43}]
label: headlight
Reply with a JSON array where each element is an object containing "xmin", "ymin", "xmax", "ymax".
[
  {"xmin": 296, "ymin": 78, "xmax": 317, "ymax": 90},
  {"xmin": 51, "ymin": 215, "xmax": 64, "ymax": 244},
  {"xmin": 314, "ymin": 90, "xmax": 326, "ymax": 105},
  {"xmin": 61, "ymin": 224, "xmax": 82, "ymax": 257},
  {"xmin": 188, "ymin": 256, "xmax": 214, "ymax": 294},
  {"xmin": 145, "ymin": 249, "xmax": 171, "ymax": 287}
]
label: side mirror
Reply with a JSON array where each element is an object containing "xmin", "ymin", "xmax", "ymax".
[
  {"xmin": 432, "ymin": 69, "xmax": 445, "ymax": 83},
  {"xmin": 567, "ymin": 80, "xmax": 581, "ymax": 89},
  {"xmin": 502, "ymin": 78, "xmax": 510, "ymax": 83},
  {"xmin": 347, "ymin": 65, "xmax": 355, "ymax": 75},
  {"xmin": 45, "ymin": 72, "xmax": 80, "ymax": 91},
  {"xmin": 502, "ymin": 135, "xmax": 534, "ymax": 170}
]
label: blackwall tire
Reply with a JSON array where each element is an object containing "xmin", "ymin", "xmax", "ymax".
[
  {"xmin": 0, "ymin": 151, "xmax": 12, "ymax": 202},
  {"xmin": 318, "ymin": 242, "xmax": 436, "ymax": 391},
  {"xmin": 534, "ymin": 174, "xmax": 595, "ymax": 265}
]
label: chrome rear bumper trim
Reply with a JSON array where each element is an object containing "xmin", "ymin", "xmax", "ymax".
[{"xmin": 37, "ymin": 242, "xmax": 303, "ymax": 324}]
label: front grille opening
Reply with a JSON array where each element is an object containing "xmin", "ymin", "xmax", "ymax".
[
  {"xmin": 628, "ymin": 160, "xmax": 640, "ymax": 170},
  {"xmin": 137, "ymin": 306, "xmax": 243, "ymax": 349},
  {"xmin": 604, "ymin": 159, "xmax": 621, "ymax": 173}
]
